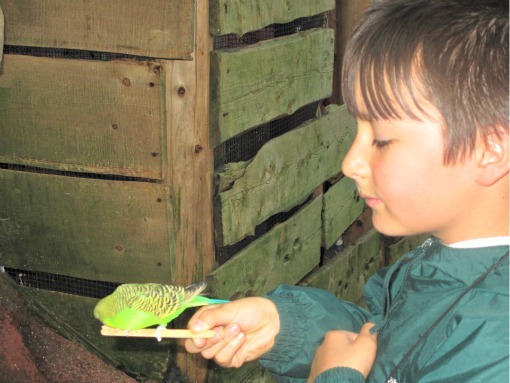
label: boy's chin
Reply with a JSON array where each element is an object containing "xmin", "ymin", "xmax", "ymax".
[{"xmin": 372, "ymin": 215, "xmax": 420, "ymax": 238}]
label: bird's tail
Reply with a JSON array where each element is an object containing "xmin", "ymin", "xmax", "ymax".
[{"xmin": 189, "ymin": 296, "xmax": 229, "ymax": 307}]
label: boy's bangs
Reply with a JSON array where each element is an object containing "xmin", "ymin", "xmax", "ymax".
[{"xmin": 343, "ymin": 52, "xmax": 431, "ymax": 122}]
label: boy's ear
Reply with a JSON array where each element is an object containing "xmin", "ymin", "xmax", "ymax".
[{"xmin": 476, "ymin": 129, "xmax": 509, "ymax": 187}]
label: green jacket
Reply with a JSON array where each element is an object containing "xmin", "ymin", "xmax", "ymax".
[{"xmin": 260, "ymin": 238, "xmax": 509, "ymax": 383}]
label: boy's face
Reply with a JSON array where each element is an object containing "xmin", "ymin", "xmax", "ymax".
[{"xmin": 342, "ymin": 108, "xmax": 480, "ymax": 244}]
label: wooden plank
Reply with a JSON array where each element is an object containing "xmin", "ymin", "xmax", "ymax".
[
  {"xmin": 0, "ymin": 5, "xmax": 3, "ymax": 64},
  {"xmin": 333, "ymin": 0, "xmax": 372, "ymax": 103},
  {"xmin": 161, "ymin": 1, "xmax": 215, "ymax": 382},
  {"xmin": 0, "ymin": 0, "xmax": 194, "ymax": 59},
  {"xmin": 12, "ymin": 284, "xmax": 170, "ymax": 381},
  {"xmin": 210, "ymin": 28, "xmax": 335, "ymax": 147},
  {"xmin": 0, "ymin": 55, "xmax": 165, "ymax": 179},
  {"xmin": 208, "ymin": 196, "xmax": 322, "ymax": 300},
  {"xmin": 322, "ymin": 176, "xmax": 365, "ymax": 249},
  {"xmin": 301, "ymin": 229, "xmax": 383, "ymax": 305},
  {"xmin": 210, "ymin": 0, "xmax": 334, "ymax": 36},
  {"xmin": 216, "ymin": 104, "xmax": 355, "ymax": 246},
  {"xmin": 0, "ymin": 169, "xmax": 174, "ymax": 284}
]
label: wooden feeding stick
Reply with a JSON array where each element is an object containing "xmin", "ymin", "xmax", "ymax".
[{"xmin": 101, "ymin": 325, "xmax": 215, "ymax": 339}]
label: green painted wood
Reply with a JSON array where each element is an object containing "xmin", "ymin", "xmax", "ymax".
[
  {"xmin": 208, "ymin": 196, "xmax": 322, "ymax": 300},
  {"xmin": 0, "ymin": 0, "xmax": 194, "ymax": 59},
  {"xmin": 323, "ymin": 177, "xmax": 365, "ymax": 249},
  {"xmin": 385, "ymin": 234, "xmax": 430, "ymax": 265},
  {"xmin": 0, "ymin": 55, "xmax": 165, "ymax": 179},
  {"xmin": 210, "ymin": 29, "xmax": 334, "ymax": 147},
  {"xmin": 301, "ymin": 229, "xmax": 383, "ymax": 305},
  {"xmin": 0, "ymin": 169, "xmax": 175, "ymax": 284},
  {"xmin": 216, "ymin": 104, "xmax": 355, "ymax": 246},
  {"xmin": 13, "ymin": 284, "xmax": 170, "ymax": 381},
  {"xmin": 210, "ymin": 0, "xmax": 334, "ymax": 36},
  {"xmin": 0, "ymin": 6, "xmax": 4, "ymax": 64}
]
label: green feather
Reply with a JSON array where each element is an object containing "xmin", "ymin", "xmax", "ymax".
[{"xmin": 93, "ymin": 281, "xmax": 228, "ymax": 330}]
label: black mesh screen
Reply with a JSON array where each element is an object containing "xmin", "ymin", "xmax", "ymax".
[
  {"xmin": 2, "ymin": 267, "xmax": 119, "ymax": 298},
  {"xmin": 213, "ymin": 14, "xmax": 327, "ymax": 50},
  {"xmin": 214, "ymin": 102, "xmax": 319, "ymax": 167},
  {"xmin": 3, "ymin": 45, "xmax": 154, "ymax": 62},
  {"xmin": 0, "ymin": 163, "xmax": 159, "ymax": 183}
]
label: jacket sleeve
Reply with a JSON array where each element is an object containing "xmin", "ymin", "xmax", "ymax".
[
  {"xmin": 314, "ymin": 367, "xmax": 366, "ymax": 383},
  {"xmin": 258, "ymin": 284, "xmax": 377, "ymax": 383}
]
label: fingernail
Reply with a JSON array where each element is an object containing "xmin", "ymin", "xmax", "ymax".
[
  {"xmin": 192, "ymin": 321, "xmax": 206, "ymax": 332},
  {"xmin": 231, "ymin": 332, "xmax": 245, "ymax": 346},
  {"xmin": 227, "ymin": 323, "xmax": 240, "ymax": 334}
]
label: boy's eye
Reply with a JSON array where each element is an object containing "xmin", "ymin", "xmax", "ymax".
[{"xmin": 372, "ymin": 139, "xmax": 393, "ymax": 149}]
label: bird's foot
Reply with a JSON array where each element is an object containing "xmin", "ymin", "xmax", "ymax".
[{"xmin": 155, "ymin": 325, "xmax": 166, "ymax": 342}]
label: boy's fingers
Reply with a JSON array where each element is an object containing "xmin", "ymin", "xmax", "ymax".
[
  {"xmin": 197, "ymin": 324, "xmax": 243, "ymax": 363},
  {"xmin": 188, "ymin": 304, "xmax": 235, "ymax": 333},
  {"xmin": 184, "ymin": 326, "xmax": 225, "ymax": 352},
  {"xmin": 359, "ymin": 322, "xmax": 376, "ymax": 337},
  {"xmin": 209, "ymin": 332, "xmax": 247, "ymax": 368}
]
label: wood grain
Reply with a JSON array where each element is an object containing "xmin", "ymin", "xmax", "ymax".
[{"xmin": 0, "ymin": 0, "xmax": 194, "ymax": 59}]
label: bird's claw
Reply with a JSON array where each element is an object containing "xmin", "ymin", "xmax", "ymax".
[{"xmin": 155, "ymin": 325, "xmax": 166, "ymax": 342}]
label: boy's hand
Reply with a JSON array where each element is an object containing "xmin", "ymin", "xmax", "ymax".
[
  {"xmin": 184, "ymin": 297, "xmax": 280, "ymax": 368},
  {"xmin": 307, "ymin": 323, "xmax": 377, "ymax": 383}
]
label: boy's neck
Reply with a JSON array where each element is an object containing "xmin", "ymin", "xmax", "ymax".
[{"xmin": 436, "ymin": 174, "xmax": 509, "ymax": 245}]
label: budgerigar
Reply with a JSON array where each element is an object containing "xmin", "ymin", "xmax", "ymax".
[{"xmin": 93, "ymin": 281, "xmax": 228, "ymax": 339}]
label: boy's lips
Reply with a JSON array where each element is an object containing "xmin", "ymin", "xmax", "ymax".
[{"xmin": 358, "ymin": 192, "xmax": 382, "ymax": 208}]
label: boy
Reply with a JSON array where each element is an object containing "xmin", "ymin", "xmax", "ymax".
[{"xmin": 186, "ymin": 0, "xmax": 509, "ymax": 382}]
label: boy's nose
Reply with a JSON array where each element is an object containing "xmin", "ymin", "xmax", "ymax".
[{"xmin": 342, "ymin": 133, "xmax": 370, "ymax": 182}]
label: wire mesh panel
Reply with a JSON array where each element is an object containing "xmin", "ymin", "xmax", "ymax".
[
  {"xmin": 0, "ymin": 163, "xmax": 159, "ymax": 183},
  {"xmin": 214, "ymin": 102, "xmax": 319, "ymax": 167},
  {"xmin": 213, "ymin": 14, "xmax": 327, "ymax": 50},
  {"xmin": 2, "ymin": 267, "xmax": 119, "ymax": 298},
  {"xmin": 3, "ymin": 45, "xmax": 155, "ymax": 62}
]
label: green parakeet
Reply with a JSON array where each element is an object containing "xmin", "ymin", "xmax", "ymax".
[{"xmin": 93, "ymin": 281, "xmax": 228, "ymax": 333}]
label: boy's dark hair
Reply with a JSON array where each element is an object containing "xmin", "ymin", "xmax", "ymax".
[{"xmin": 342, "ymin": 0, "xmax": 509, "ymax": 164}]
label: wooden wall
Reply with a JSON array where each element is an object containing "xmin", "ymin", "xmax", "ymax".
[{"xmin": 0, "ymin": 0, "xmax": 213, "ymax": 380}]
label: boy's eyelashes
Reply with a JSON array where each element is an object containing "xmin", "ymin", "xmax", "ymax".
[{"xmin": 372, "ymin": 139, "xmax": 393, "ymax": 149}]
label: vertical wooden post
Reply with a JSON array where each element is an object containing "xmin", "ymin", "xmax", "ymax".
[
  {"xmin": 162, "ymin": 0, "xmax": 214, "ymax": 381},
  {"xmin": 0, "ymin": 5, "xmax": 4, "ymax": 64},
  {"xmin": 334, "ymin": 0, "xmax": 371, "ymax": 103}
]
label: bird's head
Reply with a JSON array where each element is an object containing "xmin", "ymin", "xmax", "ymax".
[{"xmin": 93, "ymin": 294, "xmax": 117, "ymax": 326}]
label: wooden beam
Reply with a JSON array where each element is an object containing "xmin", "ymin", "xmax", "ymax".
[
  {"xmin": 210, "ymin": 29, "xmax": 334, "ymax": 147},
  {"xmin": 162, "ymin": 1, "xmax": 214, "ymax": 381},
  {"xmin": 210, "ymin": 0, "xmax": 334, "ymax": 36},
  {"xmin": 322, "ymin": 176, "xmax": 365, "ymax": 249},
  {"xmin": 0, "ymin": 55, "xmax": 165, "ymax": 179},
  {"xmin": 0, "ymin": 0, "xmax": 194, "ymax": 59},
  {"xmin": 0, "ymin": 169, "xmax": 174, "ymax": 284},
  {"xmin": 0, "ymin": 5, "xmax": 3, "ymax": 64},
  {"xmin": 301, "ymin": 229, "xmax": 383, "ymax": 305},
  {"xmin": 208, "ymin": 196, "xmax": 322, "ymax": 300},
  {"xmin": 334, "ymin": 0, "xmax": 371, "ymax": 103},
  {"xmin": 216, "ymin": 104, "xmax": 355, "ymax": 246}
]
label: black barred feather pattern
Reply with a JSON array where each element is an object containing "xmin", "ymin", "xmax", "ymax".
[{"xmin": 113, "ymin": 282, "xmax": 207, "ymax": 318}]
